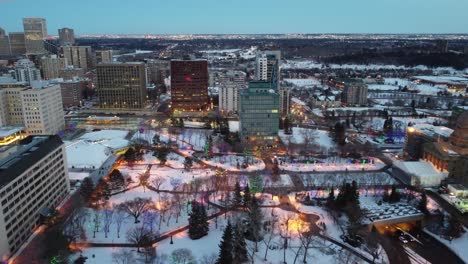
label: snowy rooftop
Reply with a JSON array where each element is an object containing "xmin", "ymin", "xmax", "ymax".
[
  {"xmin": 394, "ymin": 160, "xmax": 442, "ymax": 177},
  {"xmin": 411, "ymin": 124, "xmax": 453, "ymax": 138},
  {"xmin": 413, "ymin": 75, "xmax": 468, "ymax": 85}
]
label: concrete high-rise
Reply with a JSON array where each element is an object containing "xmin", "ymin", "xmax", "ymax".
[
  {"xmin": 63, "ymin": 46, "xmax": 93, "ymax": 72},
  {"xmin": 0, "ymin": 27, "xmax": 10, "ymax": 55},
  {"xmin": 0, "ymin": 135, "xmax": 70, "ymax": 259},
  {"xmin": 22, "ymin": 18, "xmax": 47, "ymax": 54},
  {"xmin": 255, "ymin": 50, "xmax": 281, "ymax": 90},
  {"xmin": 0, "ymin": 83, "xmax": 65, "ymax": 135},
  {"xmin": 218, "ymin": 70, "xmax": 246, "ymax": 114},
  {"xmin": 14, "ymin": 59, "xmax": 42, "ymax": 85},
  {"xmin": 97, "ymin": 62, "xmax": 147, "ymax": 109},
  {"xmin": 58, "ymin": 28, "xmax": 75, "ymax": 46},
  {"xmin": 170, "ymin": 60, "xmax": 209, "ymax": 113},
  {"xmin": 95, "ymin": 50, "xmax": 113, "ymax": 64},
  {"xmin": 239, "ymin": 81, "xmax": 279, "ymax": 142},
  {"xmin": 40, "ymin": 55, "xmax": 68, "ymax": 80},
  {"xmin": 341, "ymin": 79, "xmax": 368, "ymax": 106},
  {"xmin": 8, "ymin": 33, "xmax": 26, "ymax": 55}
]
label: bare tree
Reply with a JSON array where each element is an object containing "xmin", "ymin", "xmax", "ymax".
[
  {"xmin": 143, "ymin": 210, "xmax": 159, "ymax": 233},
  {"xmin": 138, "ymin": 172, "xmax": 150, "ymax": 192},
  {"xmin": 112, "ymin": 249, "xmax": 135, "ymax": 264},
  {"xmin": 114, "ymin": 209, "xmax": 127, "ymax": 238},
  {"xmin": 171, "ymin": 248, "xmax": 196, "ymax": 264},
  {"xmin": 151, "ymin": 175, "xmax": 165, "ymax": 191},
  {"xmin": 300, "ymin": 128, "xmax": 317, "ymax": 153},
  {"xmin": 92, "ymin": 210, "xmax": 101, "ymax": 238},
  {"xmin": 199, "ymin": 253, "xmax": 217, "ymax": 264},
  {"xmin": 262, "ymin": 218, "xmax": 278, "ymax": 261},
  {"xmin": 103, "ymin": 208, "xmax": 114, "ymax": 238},
  {"xmin": 126, "ymin": 226, "xmax": 154, "ymax": 253},
  {"xmin": 157, "ymin": 193, "xmax": 171, "ymax": 230},
  {"xmin": 117, "ymin": 198, "xmax": 153, "ymax": 223}
]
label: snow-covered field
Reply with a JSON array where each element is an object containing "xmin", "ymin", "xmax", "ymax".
[
  {"xmin": 300, "ymin": 172, "xmax": 397, "ymax": 187},
  {"xmin": 149, "ymin": 166, "xmax": 215, "ymax": 191},
  {"xmin": 279, "ymin": 127, "xmax": 335, "ymax": 150},
  {"xmin": 283, "ymin": 78, "xmax": 322, "ymax": 87}
]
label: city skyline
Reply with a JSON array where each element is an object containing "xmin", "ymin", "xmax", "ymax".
[{"xmin": 1, "ymin": 0, "xmax": 468, "ymax": 35}]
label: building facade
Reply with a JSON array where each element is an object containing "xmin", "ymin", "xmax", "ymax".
[
  {"xmin": 342, "ymin": 80, "xmax": 368, "ymax": 106},
  {"xmin": 218, "ymin": 70, "xmax": 246, "ymax": 114},
  {"xmin": 97, "ymin": 62, "xmax": 147, "ymax": 109},
  {"xmin": 57, "ymin": 79, "xmax": 86, "ymax": 108},
  {"xmin": 95, "ymin": 50, "xmax": 113, "ymax": 64},
  {"xmin": 58, "ymin": 28, "xmax": 75, "ymax": 46},
  {"xmin": 63, "ymin": 46, "xmax": 93, "ymax": 72},
  {"xmin": 14, "ymin": 59, "xmax": 42, "ymax": 85},
  {"xmin": 239, "ymin": 81, "xmax": 279, "ymax": 142},
  {"xmin": 255, "ymin": 50, "xmax": 281, "ymax": 90},
  {"xmin": 146, "ymin": 59, "xmax": 170, "ymax": 86},
  {"xmin": 0, "ymin": 135, "xmax": 70, "ymax": 259},
  {"xmin": 170, "ymin": 60, "xmax": 209, "ymax": 113},
  {"xmin": 59, "ymin": 66, "xmax": 85, "ymax": 80},
  {"xmin": 40, "ymin": 55, "xmax": 68, "ymax": 80},
  {"xmin": 22, "ymin": 18, "xmax": 47, "ymax": 54},
  {"xmin": 0, "ymin": 28, "xmax": 10, "ymax": 55},
  {"xmin": 8, "ymin": 33, "xmax": 26, "ymax": 55}
]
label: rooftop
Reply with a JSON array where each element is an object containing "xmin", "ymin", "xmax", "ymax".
[
  {"xmin": 0, "ymin": 126, "xmax": 25, "ymax": 138},
  {"xmin": 0, "ymin": 135, "xmax": 63, "ymax": 188}
]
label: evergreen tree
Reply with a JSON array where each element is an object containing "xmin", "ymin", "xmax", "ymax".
[
  {"xmin": 389, "ymin": 185, "xmax": 401, "ymax": 203},
  {"xmin": 79, "ymin": 177, "xmax": 94, "ymax": 203},
  {"xmin": 154, "ymin": 147, "xmax": 169, "ymax": 165},
  {"xmin": 124, "ymin": 147, "xmax": 137, "ymax": 163},
  {"xmin": 216, "ymin": 221, "xmax": 233, "ymax": 264},
  {"xmin": 326, "ymin": 187, "xmax": 335, "ymax": 207},
  {"xmin": 243, "ymin": 184, "xmax": 251, "ymax": 207},
  {"xmin": 233, "ymin": 181, "xmax": 242, "ymax": 207},
  {"xmin": 246, "ymin": 197, "xmax": 263, "ymax": 245},
  {"xmin": 109, "ymin": 169, "xmax": 125, "ymax": 190},
  {"xmin": 188, "ymin": 201, "xmax": 209, "ymax": 240},
  {"xmin": 184, "ymin": 157, "xmax": 193, "ymax": 171},
  {"xmin": 97, "ymin": 178, "xmax": 111, "ymax": 204},
  {"xmin": 418, "ymin": 192, "xmax": 428, "ymax": 214},
  {"xmin": 232, "ymin": 224, "xmax": 248, "ymax": 263}
]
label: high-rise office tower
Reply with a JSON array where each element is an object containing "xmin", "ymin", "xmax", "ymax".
[
  {"xmin": 14, "ymin": 59, "xmax": 42, "ymax": 85},
  {"xmin": 255, "ymin": 50, "xmax": 281, "ymax": 90},
  {"xmin": 22, "ymin": 18, "xmax": 47, "ymax": 54},
  {"xmin": 240, "ymin": 81, "xmax": 279, "ymax": 142},
  {"xmin": 170, "ymin": 60, "xmax": 209, "ymax": 113},
  {"xmin": 218, "ymin": 70, "xmax": 246, "ymax": 114},
  {"xmin": 8, "ymin": 32, "xmax": 26, "ymax": 55},
  {"xmin": 62, "ymin": 46, "xmax": 93, "ymax": 72},
  {"xmin": 95, "ymin": 50, "xmax": 113, "ymax": 64},
  {"xmin": 0, "ymin": 27, "xmax": 10, "ymax": 55},
  {"xmin": 97, "ymin": 62, "xmax": 147, "ymax": 109},
  {"xmin": 0, "ymin": 135, "xmax": 70, "ymax": 259},
  {"xmin": 40, "ymin": 55, "xmax": 68, "ymax": 79},
  {"xmin": 58, "ymin": 27, "xmax": 75, "ymax": 46}
]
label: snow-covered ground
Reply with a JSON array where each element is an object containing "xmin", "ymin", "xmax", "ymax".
[
  {"xmin": 228, "ymin": 120, "xmax": 239, "ymax": 132},
  {"xmin": 425, "ymin": 227, "xmax": 468, "ymax": 263},
  {"xmin": 300, "ymin": 172, "xmax": 397, "ymax": 187},
  {"xmin": 279, "ymin": 127, "xmax": 335, "ymax": 151},
  {"xmin": 202, "ymin": 155, "xmax": 265, "ymax": 172},
  {"xmin": 149, "ymin": 166, "xmax": 215, "ymax": 191},
  {"xmin": 280, "ymin": 157, "xmax": 385, "ymax": 173},
  {"xmin": 283, "ymin": 78, "xmax": 322, "ymax": 87}
]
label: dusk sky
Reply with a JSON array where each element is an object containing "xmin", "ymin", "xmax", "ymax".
[{"xmin": 1, "ymin": 0, "xmax": 467, "ymax": 35}]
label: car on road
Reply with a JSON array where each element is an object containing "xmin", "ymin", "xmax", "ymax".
[{"xmin": 399, "ymin": 236, "xmax": 408, "ymax": 244}]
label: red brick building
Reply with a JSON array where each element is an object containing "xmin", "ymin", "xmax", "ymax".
[{"xmin": 170, "ymin": 60, "xmax": 209, "ymax": 113}]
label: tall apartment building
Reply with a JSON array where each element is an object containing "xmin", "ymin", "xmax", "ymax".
[
  {"xmin": 14, "ymin": 59, "xmax": 42, "ymax": 85},
  {"xmin": 40, "ymin": 55, "xmax": 68, "ymax": 80},
  {"xmin": 170, "ymin": 60, "xmax": 209, "ymax": 113},
  {"xmin": 218, "ymin": 70, "xmax": 246, "ymax": 114},
  {"xmin": 0, "ymin": 27, "xmax": 10, "ymax": 55},
  {"xmin": 8, "ymin": 32, "xmax": 26, "ymax": 55},
  {"xmin": 22, "ymin": 18, "xmax": 47, "ymax": 54},
  {"xmin": 0, "ymin": 135, "xmax": 70, "ymax": 258},
  {"xmin": 342, "ymin": 79, "xmax": 368, "ymax": 106},
  {"xmin": 0, "ymin": 84, "xmax": 65, "ymax": 135},
  {"xmin": 279, "ymin": 87, "xmax": 291, "ymax": 116},
  {"xmin": 95, "ymin": 50, "xmax": 113, "ymax": 64},
  {"xmin": 55, "ymin": 79, "xmax": 86, "ymax": 108},
  {"xmin": 58, "ymin": 28, "xmax": 75, "ymax": 46},
  {"xmin": 63, "ymin": 46, "xmax": 93, "ymax": 72},
  {"xmin": 239, "ymin": 81, "xmax": 280, "ymax": 142},
  {"xmin": 146, "ymin": 59, "xmax": 170, "ymax": 86},
  {"xmin": 255, "ymin": 50, "xmax": 281, "ymax": 90},
  {"xmin": 97, "ymin": 62, "xmax": 147, "ymax": 109}
]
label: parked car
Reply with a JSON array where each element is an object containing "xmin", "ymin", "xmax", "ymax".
[{"xmin": 399, "ymin": 236, "xmax": 408, "ymax": 244}]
